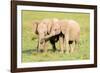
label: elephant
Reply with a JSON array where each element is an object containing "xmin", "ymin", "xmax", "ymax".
[
  {"xmin": 60, "ymin": 19, "xmax": 80, "ymax": 53},
  {"xmin": 32, "ymin": 18, "xmax": 60, "ymax": 52},
  {"xmin": 43, "ymin": 19, "xmax": 80, "ymax": 53}
]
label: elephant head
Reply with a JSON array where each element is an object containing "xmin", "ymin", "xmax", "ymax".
[
  {"xmin": 32, "ymin": 20, "xmax": 40, "ymax": 35},
  {"xmin": 43, "ymin": 18, "xmax": 61, "ymax": 40}
]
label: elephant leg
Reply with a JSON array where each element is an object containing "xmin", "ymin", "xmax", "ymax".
[
  {"xmin": 37, "ymin": 39, "xmax": 42, "ymax": 52},
  {"xmin": 64, "ymin": 34, "xmax": 69, "ymax": 53},
  {"xmin": 44, "ymin": 40, "xmax": 48, "ymax": 52},
  {"xmin": 59, "ymin": 35, "xmax": 64, "ymax": 53},
  {"xmin": 75, "ymin": 40, "xmax": 80, "ymax": 52},
  {"xmin": 38, "ymin": 39, "xmax": 44, "ymax": 52},
  {"xmin": 37, "ymin": 39, "xmax": 39, "ymax": 52},
  {"xmin": 38, "ymin": 33, "xmax": 45, "ymax": 52},
  {"xmin": 70, "ymin": 41, "xmax": 75, "ymax": 53},
  {"xmin": 50, "ymin": 38, "xmax": 57, "ymax": 52}
]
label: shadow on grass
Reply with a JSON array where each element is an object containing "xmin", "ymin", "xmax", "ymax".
[
  {"xmin": 22, "ymin": 49, "xmax": 60, "ymax": 54},
  {"xmin": 22, "ymin": 49, "xmax": 37, "ymax": 54}
]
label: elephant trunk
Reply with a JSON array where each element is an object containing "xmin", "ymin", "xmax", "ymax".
[
  {"xmin": 43, "ymin": 31, "xmax": 60, "ymax": 40},
  {"xmin": 44, "ymin": 34, "xmax": 55, "ymax": 40}
]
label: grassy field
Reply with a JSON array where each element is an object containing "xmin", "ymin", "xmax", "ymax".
[{"xmin": 22, "ymin": 10, "xmax": 90, "ymax": 62}]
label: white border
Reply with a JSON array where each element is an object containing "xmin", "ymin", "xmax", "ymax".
[{"xmin": 17, "ymin": 5, "xmax": 94, "ymax": 68}]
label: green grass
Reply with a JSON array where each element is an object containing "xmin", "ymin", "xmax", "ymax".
[{"xmin": 22, "ymin": 10, "xmax": 90, "ymax": 63}]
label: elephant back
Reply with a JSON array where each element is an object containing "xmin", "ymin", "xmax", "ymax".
[
  {"xmin": 68, "ymin": 20, "xmax": 80, "ymax": 41},
  {"xmin": 60, "ymin": 19, "xmax": 69, "ymax": 34}
]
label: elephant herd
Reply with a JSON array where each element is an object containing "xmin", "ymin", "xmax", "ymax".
[{"xmin": 32, "ymin": 18, "xmax": 80, "ymax": 53}]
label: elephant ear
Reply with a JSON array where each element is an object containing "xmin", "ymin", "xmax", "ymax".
[
  {"xmin": 47, "ymin": 19, "xmax": 53, "ymax": 34},
  {"xmin": 42, "ymin": 19, "xmax": 52, "ymax": 34},
  {"xmin": 48, "ymin": 19, "xmax": 57, "ymax": 33},
  {"xmin": 32, "ymin": 20, "xmax": 40, "ymax": 34}
]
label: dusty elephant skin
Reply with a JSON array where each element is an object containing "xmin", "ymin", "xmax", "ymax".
[{"xmin": 32, "ymin": 19, "xmax": 60, "ymax": 52}]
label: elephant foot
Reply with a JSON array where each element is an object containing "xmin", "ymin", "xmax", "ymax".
[
  {"xmin": 64, "ymin": 50, "xmax": 70, "ymax": 54},
  {"xmin": 52, "ymin": 48, "xmax": 57, "ymax": 52},
  {"xmin": 70, "ymin": 50, "xmax": 74, "ymax": 53},
  {"xmin": 37, "ymin": 49, "xmax": 48, "ymax": 53},
  {"xmin": 60, "ymin": 51, "xmax": 64, "ymax": 54},
  {"xmin": 37, "ymin": 49, "xmax": 44, "ymax": 53},
  {"xmin": 70, "ymin": 48, "xmax": 75, "ymax": 53},
  {"xmin": 59, "ymin": 50, "xmax": 65, "ymax": 54},
  {"xmin": 59, "ymin": 49, "xmax": 69, "ymax": 54}
]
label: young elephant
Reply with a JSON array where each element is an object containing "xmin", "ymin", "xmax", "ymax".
[
  {"xmin": 43, "ymin": 19, "xmax": 80, "ymax": 53},
  {"xmin": 42, "ymin": 19, "xmax": 64, "ymax": 53},
  {"xmin": 60, "ymin": 19, "xmax": 80, "ymax": 53},
  {"xmin": 32, "ymin": 19, "xmax": 60, "ymax": 52}
]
